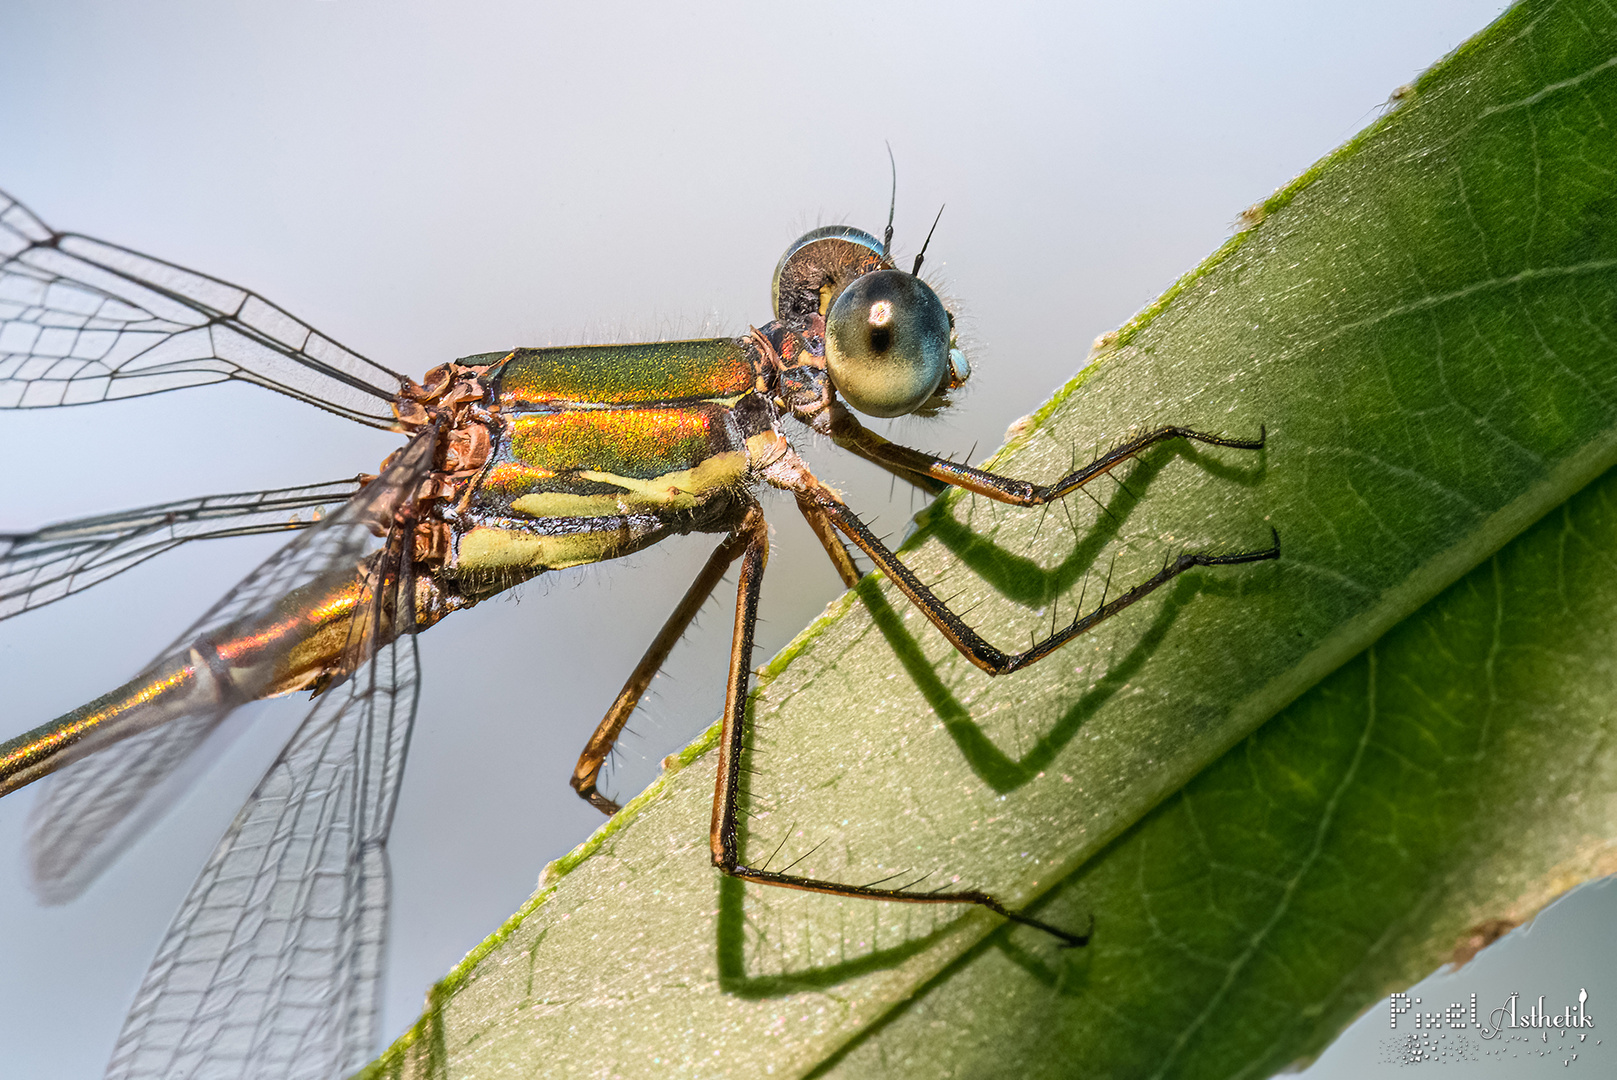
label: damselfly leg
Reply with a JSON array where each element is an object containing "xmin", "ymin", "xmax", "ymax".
[
  {"xmin": 831, "ymin": 409, "xmax": 1269, "ymax": 510},
  {"xmin": 706, "ymin": 502, "xmax": 1093, "ymax": 947},
  {"xmin": 608, "ymin": 427, "xmax": 1275, "ymax": 949},
  {"xmin": 570, "ymin": 513, "xmax": 757, "ymax": 815}
]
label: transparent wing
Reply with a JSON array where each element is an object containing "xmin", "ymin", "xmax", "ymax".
[
  {"xmin": 104, "ymin": 558, "xmax": 419, "ymax": 1080},
  {"xmin": 0, "ymin": 480, "xmax": 361, "ymax": 621},
  {"xmin": 25, "ymin": 433, "xmax": 435, "ymax": 904},
  {"xmin": 0, "ymin": 189, "xmax": 404, "ymax": 427}
]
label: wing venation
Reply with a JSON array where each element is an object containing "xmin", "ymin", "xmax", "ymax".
[
  {"xmin": 104, "ymin": 572, "xmax": 419, "ymax": 1079},
  {"xmin": 0, "ymin": 480, "xmax": 361, "ymax": 620},
  {"xmin": 25, "ymin": 434, "xmax": 435, "ymax": 903},
  {"xmin": 1, "ymin": 189, "xmax": 405, "ymax": 425}
]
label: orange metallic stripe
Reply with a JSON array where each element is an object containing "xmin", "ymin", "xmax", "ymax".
[
  {"xmin": 0, "ymin": 662, "xmax": 203, "ymax": 796},
  {"xmin": 509, "ymin": 407, "xmax": 727, "ymax": 479},
  {"xmin": 0, "ymin": 566, "xmax": 374, "ymax": 797},
  {"xmin": 481, "ymin": 461, "xmax": 559, "ymax": 499}
]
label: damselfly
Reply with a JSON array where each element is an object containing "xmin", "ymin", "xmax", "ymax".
[{"xmin": 0, "ymin": 188, "xmax": 1276, "ymax": 1079}]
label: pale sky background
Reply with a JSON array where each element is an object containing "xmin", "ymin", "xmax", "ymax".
[{"xmin": 2, "ymin": 2, "xmax": 1610, "ymax": 1077}]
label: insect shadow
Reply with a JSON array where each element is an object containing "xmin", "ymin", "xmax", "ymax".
[
  {"xmin": 889, "ymin": 437, "xmax": 1269, "ymax": 790},
  {"xmin": 793, "ymin": 898, "xmax": 1099, "ymax": 1078},
  {"xmin": 716, "ymin": 436, "xmax": 1271, "ymax": 996}
]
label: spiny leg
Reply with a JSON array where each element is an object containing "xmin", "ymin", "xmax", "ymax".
[
  {"xmin": 795, "ymin": 496, "xmax": 862, "ymax": 589},
  {"xmin": 571, "ymin": 515, "xmax": 755, "ymax": 815},
  {"xmin": 835, "ymin": 435, "xmax": 949, "ymax": 498},
  {"xmin": 809, "ymin": 485, "xmax": 1279, "ymax": 675},
  {"xmin": 829, "ymin": 405, "xmax": 1264, "ymax": 507},
  {"xmin": 708, "ymin": 503, "xmax": 1088, "ymax": 947}
]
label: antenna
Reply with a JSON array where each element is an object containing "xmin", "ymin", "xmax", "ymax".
[
  {"xmin": 883, "ymin": 142, "xmax": 897, "ymax": 261},
  {"xmin": 912, "ymin": 204, "xmax": 945, "ymax": 276}
]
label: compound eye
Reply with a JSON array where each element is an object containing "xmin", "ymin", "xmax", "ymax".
[
  {"xmin": 771, "ymin": 226, "xmax": 887, "ymax": 328},
  {"xmin": 824, "ymin": 270, "xmax": 951, "ymax": 418}
]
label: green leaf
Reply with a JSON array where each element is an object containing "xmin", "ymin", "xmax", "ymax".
[
  {"xmin": 361, "ymin": 1, "xmax": 1617, "ymax": 1076},
  {"xmin": 815, "ymin": 435, "xmax": 1617, "ymax": 1079}
]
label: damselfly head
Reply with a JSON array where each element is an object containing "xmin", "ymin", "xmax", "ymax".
[{"xmin": 772, "ymin": 225, "xmax": 969, "ymax": 418}]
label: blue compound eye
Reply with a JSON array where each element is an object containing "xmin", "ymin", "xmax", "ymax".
[{"xmin": 824, "ymin": 270, "xmax": 951, "ymax": 418}]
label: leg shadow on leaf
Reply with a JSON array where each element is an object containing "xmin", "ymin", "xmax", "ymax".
[
  {"xmin": 918, "ymin": 438, "xmax": 1268, "ymax": 608},
  {"xmin": 878, "ymin": 440, "xmax": 1270, "ymax": 792},
  {"xmin": 716, "ymin": 442, "xmax": 1271, "ymax": 994}
]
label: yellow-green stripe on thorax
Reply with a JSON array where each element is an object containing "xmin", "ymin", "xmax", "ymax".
[{"xmin": 450, "ymin": 339, "xmax": 772, "ymax": 579}]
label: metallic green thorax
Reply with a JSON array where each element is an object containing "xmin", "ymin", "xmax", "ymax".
[
  {"xmin": 443, "ymin": 339, "xmax": 776, "ymax": 593},
  {"xmin": 482, "ymin": 339, "xmax": 760, "ymax": 407}
]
